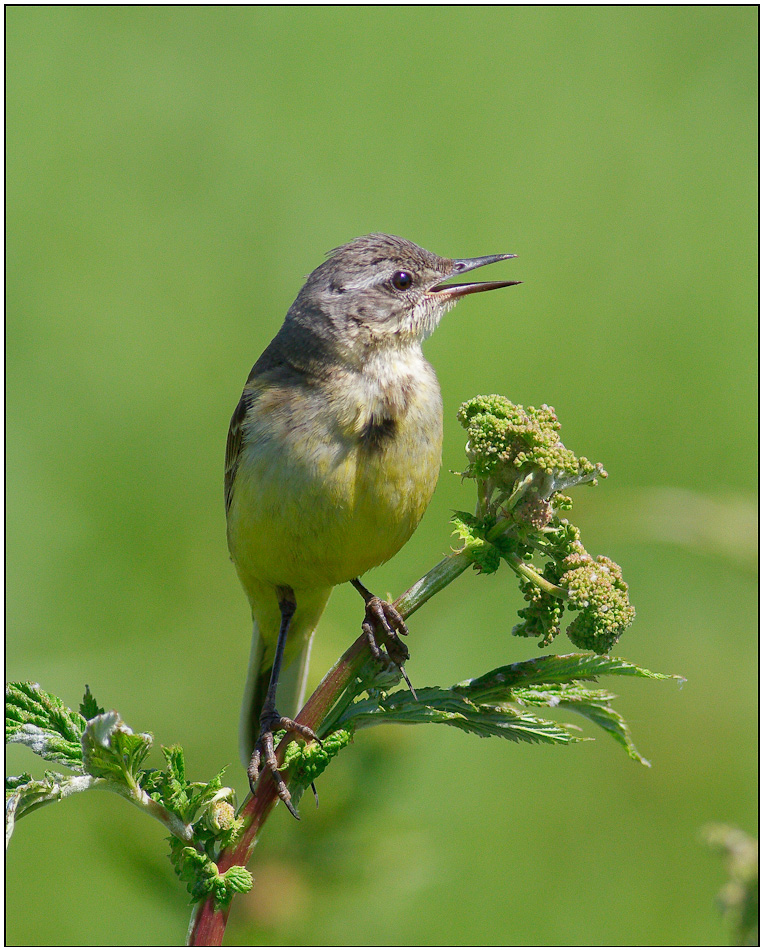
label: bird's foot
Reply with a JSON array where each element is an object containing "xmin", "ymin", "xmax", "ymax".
[
  {"xmin": 355, "ymin": 586, "xmax": 417, "ymax": 699},
  {"xmin": 247, "ymin": 709, "xmax": 320, "ymax": 819},
  {"xmin": 362, "ymin": 595, "xmax": 409, "ymax": 665}
]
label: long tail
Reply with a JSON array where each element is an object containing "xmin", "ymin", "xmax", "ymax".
[{"xmin": 239, "ymin": 587, "xmax": 332, "ymax": 767}]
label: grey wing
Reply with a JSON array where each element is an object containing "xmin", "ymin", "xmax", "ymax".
[
  {"xmin": 225, "ymin": 343, "xmax": 309, "ymax": 513},
  {"xmin": 224, "ymin": 391, "xmax": 250, "ymax": 514}
]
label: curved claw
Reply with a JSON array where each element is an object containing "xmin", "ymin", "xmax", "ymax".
[
  {"xmin": 358, "ymin": 592, "xmax": 417, "ymax": 699},
  {"xmin": 247, "ymin": 714, "xmax": 321, "ymax": 819}
]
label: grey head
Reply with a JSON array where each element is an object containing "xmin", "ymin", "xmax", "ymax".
[{"xmin": 281, "ymin": 233, "xmax": 519, "ymax": 364}]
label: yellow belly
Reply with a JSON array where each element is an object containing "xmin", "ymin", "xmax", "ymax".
[{"xmin": 227, "ymin": 364, "xmax": 443, "ymax": 597}]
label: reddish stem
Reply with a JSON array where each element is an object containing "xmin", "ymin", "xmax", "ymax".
[
  {"xmin": 187, "ymin": 636, "xmax": 368, "ymax": 945},
  {"xmin": 187, "ymin": 582, "xmax": 433, "ymax": 945}
]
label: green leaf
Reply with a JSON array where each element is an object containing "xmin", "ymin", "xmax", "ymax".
[
  {"xmin": 216, "ymin": 864, "xmax": 255, "ymax": 906},
  {"xmin": 342, "ymin": 687, "xmax": 581, "ymax": 746},
  {"xmin": 453, "ymin": 653, "xmax": 681, "ymax": 766},
  {"xmin": 142, "ymin": 749, "xmax": 236, "ymax": 846},
  {"xmin": 79, "ymin": 685, "xmax": 105, "ymax": 720},
  {"xmin": 451, "ymin": 512, "xmax": 501, "ymax": 574},
  {"xmin": 283, "ymin": 728, "xmax": 353, "ymax": 805},
  {"xmin": 5, "ymin": 683, "xmax": 86, "ymax": 771},
  {"xmin": 507, "ymin": 681, "xmax": 652, "ymax": 765},
  {"xmin": 558, "ymin": 691, "xmax": 650, "ymax": 766},
  {"xmin": 142, "ymin": 745, "xmax": 191, "ymax": 819},
  {"xmin": 455, "ymin": 653, "xmax": 682, "ymax": 702},
  {"xmin": 5, "ymin": 770, "xmax": 98, "ymax": 847},
  {"xmin": 81, "ymin": 711, "xmax": 153, "ymax": 785},
  {"xmin": 169, "ymin": 842, "xmax": 252, "ymax": 907}
]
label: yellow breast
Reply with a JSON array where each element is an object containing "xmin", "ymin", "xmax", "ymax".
[{"xmin": 227, "ymin": 348, "xmax": 443, "ymax": 597}]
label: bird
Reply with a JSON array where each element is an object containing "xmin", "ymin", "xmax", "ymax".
[{"xmin": 225, "ymin": 233, "xmax": 519, "ymax": 815}]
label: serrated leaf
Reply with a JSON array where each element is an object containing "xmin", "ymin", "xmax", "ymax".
[
  {"xmin": 455, "ymin": 653, "xmax": 681, "ymax": 702},
  {"xmin": 79, "ymin": 685, "xmax": 105, "ymax": 720},
  {"xmin": 451, "ymin": 512, "xmax": 501, "ymax": 574},
  {"xmin": 5, "ymin": 683, "xmax": 86, "ymax": 771},
  {"xmin": 558, "ymin": 694, "xmax": 650, "ymax": 766},
  {"xmin": 221, "ymin": 865, "xmax": 253, "ymax": 895},
  {"xmin": 453, "ymin": 654, "xmax": 673, "ymax": 766},
  {"xmin": 186, "ymin": 770, "xmax": 227, "ymax": 814},
  {"xmin": 142, "ymin": 750, "xmax": 230, "ymax": 828},
  {"xmin": 81, "ymin": 711, "xmax": 153, "ymax": 784},
  {"xmin": 5, "ymin": 771, "xmax": 98, "ymax": 847},
  {"xmin": 510, "ymin": 683, "xmax": 616, "ymax": 707},
  {"xmin": 5, "ymin": 773, "xmax": 33, "ymax": 791},
  {"xmin": 451, "ymin": 511, "xmax": 480, "ymax": 543},
  {"xmin": 153, "ymin": 745, "xmax": 192, "ymax": 818},
  {"xmin": 342, "ymin": 687, "xmax": 581, "ymax": 746}
]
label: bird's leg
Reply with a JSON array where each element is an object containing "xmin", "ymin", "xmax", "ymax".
[
  {"xmin": 247, "ymin": 587, "xmax": 320, "ymax": 818},
  {"xmin": 350, "ymin": 578, "xmax": 417, "ymax": 699}
]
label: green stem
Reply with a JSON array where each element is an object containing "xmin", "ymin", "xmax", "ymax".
[
  {"xmin": 394, "ymin": 548, "xmax": 476, "ymax": 617},
  {"xmin": 122, "ymin": 786, "xmax": 196, "ymax": 844},
  {"xmin": 503, "ymin": 552, "xmax": 569, "ymax": 598}
]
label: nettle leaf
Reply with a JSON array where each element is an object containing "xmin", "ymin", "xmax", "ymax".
[
  {"xmin": 342, "ymin": 687, "xmax": 581, "ymax": 747},
  {"xmin": 558, "ymin": 692, "xmax": 650, "ymax": 766},
  {"xmin": 451, "ymin": 512, "xmax": 501, "ymax": 574},
  {"xmin": 5, "ymin": 683, "xmax": 86, "ymax": 771},
  {"xmin": 455, "ymin": 653, "xmax": 682, "ymax": 703},
  {"xmin": 5, "ymin": 771, "xmax": 98, "ymax": 847},
  {"xmin": 81, "ymin": 711, "xmax": 153, "ymax": 784},
  {"xmin": 142, "ymin": 745, "xmax": 190, "ymax": 818},
  {"xmin": 453, "ymin": 654, "xmax": 682, "ymax": 766},
  {"xmin": 341, "ymin": 656, "xmax": 680, "ymax": 766},
  {"xmin": 186, "ymin": 769, "xmax": 227, "ymax": 816},
  {"xmin": 142, "ymin": 747, "xmax": 231, "ymax": 829},
  {"xmin": 169, "ymin": 843, "xmax": 252, "ymax": 907},
  {"xmin": 79, "ymin": 685, "xmax": 105, "ymax": 720}
]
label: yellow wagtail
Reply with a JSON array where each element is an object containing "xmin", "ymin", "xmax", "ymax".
[{"xmin": 225, "ymin": 233, "xmax": 518, "ymax": 814}]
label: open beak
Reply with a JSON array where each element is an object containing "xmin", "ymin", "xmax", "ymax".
[{"xmin": 430, "ymin": 253, "xmax": 521, "ymax": 300}]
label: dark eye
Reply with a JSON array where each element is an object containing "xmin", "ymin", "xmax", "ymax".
[{"xmin": 392, "ymin": 271, "xmax": 413, "ymax": 291}]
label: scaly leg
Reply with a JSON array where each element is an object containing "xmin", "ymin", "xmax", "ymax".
[{"xmin": 247, "ymin": 587, "xmax": 320, "ymax": 818}]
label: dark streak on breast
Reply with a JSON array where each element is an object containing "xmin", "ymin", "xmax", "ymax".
[{"xmin": 360, "ymin": 415, "xmax": 397, "ymax": 452}]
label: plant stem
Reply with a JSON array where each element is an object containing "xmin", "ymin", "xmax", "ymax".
[
  {"xmin": 186, "ymin": 546, "xmax": 478, "ymax": 946},
  {"xmin": 187, "ymin": 636, "xmax": 368, "ymax": 945},
  {"xmin": 503, "ymin": 552, "xmax": 569, "ymax": 598},
  {"xmin": 114, "ymin": 783, "xmax": 196, "ymax": 844},
  {"xmin": 394, "ymin": 548, "xmax": 475, "ymax": 617}
]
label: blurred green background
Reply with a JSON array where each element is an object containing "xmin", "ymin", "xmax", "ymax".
[{"xmin": 6, "ymin": 6, "xmax": 757, "ymax": 946}]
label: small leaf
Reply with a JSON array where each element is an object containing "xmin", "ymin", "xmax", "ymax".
[
  {"xmin": 81, "ymin": 711, "xmax": 153, "ymax": 785},
  {"xmin": 149, "ymin": 745, "xmax": 192, "ymax": 819},
  {"xmin": 79, "ymin": 685, "xmax": 105, "ymax": 720},
  {"xmin": 559, "ymin": 693, "xmax": 650, "ymax": 766},
  {"xmin": 5, "ymin": 683, "xmax": 86, "ymax": 771},
  {"xmin": 219, "ymin": 866, "xmax": 253, "ymax": 899},
  {"xmin": 283, "ymin": 728, "xmax": 353, "ymax": 789},
  {"xmin": 451, "ymin": 512, "xmax": 501, "ymax": 574}
]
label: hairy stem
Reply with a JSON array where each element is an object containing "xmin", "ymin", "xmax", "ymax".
[{"xmin": 393, "ymin": 548, "xmax": 475, "ymax": 617}]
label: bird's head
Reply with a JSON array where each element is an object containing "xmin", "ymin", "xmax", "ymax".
[{"xmin": 288, "ymin": 233, "xmax": 519, "ymax": 359}]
